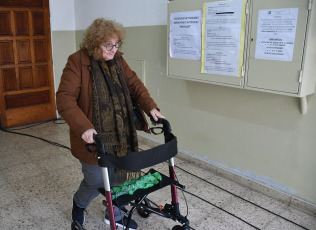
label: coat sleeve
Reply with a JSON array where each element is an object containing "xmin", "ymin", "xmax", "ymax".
[
  {"xmin": 119, "ymin": 56, "xmax": 158, "ymax": 115},
  {"xmin": 56, "ymin": 53, "xmax": 94, "ymax": 138}
]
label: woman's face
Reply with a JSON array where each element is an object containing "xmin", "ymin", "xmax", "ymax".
[{"xmin": 100, "ymin": 37, "xmax": 121, "ymax": 61}]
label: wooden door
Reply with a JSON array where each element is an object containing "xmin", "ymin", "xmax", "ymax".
[{"xmin": 0, "ymin": 0, "xmax": 56, "ymax": 128}]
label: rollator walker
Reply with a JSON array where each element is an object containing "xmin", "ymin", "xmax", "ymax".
[{"xmin": 72, "ymin": 118, "xmax": 190, "ymax": 230}]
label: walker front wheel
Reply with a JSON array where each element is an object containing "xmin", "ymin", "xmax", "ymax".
[{"xmin": 136, "ymin": 197, "xmax": 151, "ymax": 218}]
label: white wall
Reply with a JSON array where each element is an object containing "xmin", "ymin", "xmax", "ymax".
[
  {"xmin": 50, "ymin": 0, "xmax": 76, "ymax": 31},
  {"xmin": 49, "ymin": 0, "xmax": 76, "ymax": 99},
  {"xmin": 74, "ymin": 0, "xmax": 167, "ymax": 29}
]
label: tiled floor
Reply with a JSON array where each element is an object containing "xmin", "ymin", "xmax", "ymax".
[{"xmin": 0, "ymin": 120, "xmax": 315, "ymax": 230}]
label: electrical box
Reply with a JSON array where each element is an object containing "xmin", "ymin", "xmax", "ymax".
[{"xmin": 167, "ymin": 0, "xmax": 316, "ymax": 97}]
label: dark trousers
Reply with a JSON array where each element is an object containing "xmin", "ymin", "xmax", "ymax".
[{"xmin": 73, "ymin": 161, "xmax": 124, "ymax": 221}]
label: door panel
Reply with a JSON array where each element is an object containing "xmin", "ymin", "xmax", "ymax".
[
  {"xmin": 15, "ymin": 11, "xmax": 29, "ymax": 36},
  {"xmin": 17, "ymin": 40, "xmax": 32, "ymax": 63},
  {"xmin": 34, "ymin": 39, "xmax": 47, "ymax": 62},
  {"xmin": 2, "ymin": 68, "xmax": 17, "ymax": 91},
  {"xmin": 0, "ymin": 41, "xmax": 14, "ymax": 65},
  {"xmin": 35, "ymin": 65, "xmax": 48, "ymax": 87},
  {"xmin": 0, "ymin": 0, "xmax": 56, "ymax": 128},
  {"xmin": 19, "ymin": 66, "xmax": 33, "ymax": 89},
  {"xmin": 32, "ymin": 12, "xmax": 45, "ymax": 35},
  {"xmin": 5, "ymin": 90, "xmax": 50, "ymax": 109},
  {"xmin": 0, "ymin": 12, "xmax": 11, "ymax": 35},
  {"xmin": 0, "ymin": 0, "xmax": 43, "ymax": 8}
]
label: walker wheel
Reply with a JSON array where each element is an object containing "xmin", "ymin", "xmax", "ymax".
[
  {"xmin": 136, "ymin": 198, "xmax": 151, "ymax": 218},
  {"xmin": 71, "ymin": 221, "xmax": 84, "ymax": 230}
]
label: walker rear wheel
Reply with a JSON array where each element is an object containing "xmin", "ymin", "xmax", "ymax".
[
  {"xmin": 136, "ymin": 198, "xmax": 151, "ymax": 218},
  {"xmin": 172, "ymin": 225, "xmax": 189, "ymax": 230}
]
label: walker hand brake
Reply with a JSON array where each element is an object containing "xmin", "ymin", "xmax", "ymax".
[{"xmin": 174, "ymin": 181, "xmax": 185, "ymax": 190}]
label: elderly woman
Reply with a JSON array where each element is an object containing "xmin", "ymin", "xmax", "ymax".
[{"xmin": 56, "ymin": 18, "xmax": 164, "ymax": 229}]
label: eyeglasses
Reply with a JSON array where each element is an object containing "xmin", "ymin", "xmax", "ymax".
[{"xmin": 101, "ymin": 41, "xmax": 122, "ymax": 51}]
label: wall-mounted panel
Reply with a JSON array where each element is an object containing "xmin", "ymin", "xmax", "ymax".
[
  {"xmin": 168, "ymin": 0, "xmax": 316, "ymax": 97},
  {"xmin": 245, "ymin": 0, "xmax": 309, "ymax": 95},
  {"xmin": 167, "ymin": 0, "xmax": 247, "ymax": 88},
  {"xmin": 126, "ymin": 59, "xmax": 145, "ymax": 84}
]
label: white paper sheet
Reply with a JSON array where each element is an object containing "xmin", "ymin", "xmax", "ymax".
[
  {"xmin": 202, "ymin": 0, "xmax": 244, "ymax": 77},
  {"xmin": 255, "ymin": 8, "xmax": 299, "ymax": 62},
  {"xmin": 169, "ymin": 11, "xmax": 202, "ymax": 60}
]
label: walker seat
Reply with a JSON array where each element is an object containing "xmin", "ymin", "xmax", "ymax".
[{"xmin": 98, "ymin": 168, "xmax": 176, "ymax": 206}]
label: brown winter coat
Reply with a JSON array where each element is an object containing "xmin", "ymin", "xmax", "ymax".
[{"xmin": 56, "ymin": 49, "xmax": 158, "ymax": 165}]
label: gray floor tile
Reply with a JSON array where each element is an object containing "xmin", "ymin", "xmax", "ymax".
[{"xmin": 0, "ymin": 121, "xmax": 315, "ymax": 230}]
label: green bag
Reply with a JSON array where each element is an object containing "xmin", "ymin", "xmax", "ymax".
[{"xmin": 111, "ymin": 172, "xmax": 162, "ymax": 199}]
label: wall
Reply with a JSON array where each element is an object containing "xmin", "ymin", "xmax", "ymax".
[
  {"xmin": 121, "ymin": 26, "xmax": 316, "ymax": 208},
  {"xmin": 74, "ymin": 0, "xmax": 167, "ymax": 29},
  {"xmin": 50, "ymin": 0, "xmax": 316, "ymax": 208},
  {"xmin": 49, "ymin": 0, "xmax": 76, "ymax": 93}
]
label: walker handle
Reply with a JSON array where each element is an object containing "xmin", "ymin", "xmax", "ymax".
[
  {"xmin": 150, "ymin": 117, "xmax": 174, "ymax": 143},
  {"xmin": 85, "ymin": 134, "xmax": 106, "ymax": 156},
  {"xmin": 93, "ymin": 134, "xmax": 106, "ymax": 155}
]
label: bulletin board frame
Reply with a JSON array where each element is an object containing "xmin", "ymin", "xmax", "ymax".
[{"xmin": 167, "ymin": 0, "xmax": 249, "ymax": 88}]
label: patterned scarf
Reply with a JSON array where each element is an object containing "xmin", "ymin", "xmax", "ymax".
[{"xmin": 90, "ymin": 57, "xmax": 140, "ymax": 181}]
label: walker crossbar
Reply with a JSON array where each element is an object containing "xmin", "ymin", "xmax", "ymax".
[{"xmin": 97, "ymin": 135, "xmax": 177, "ymax": 170}]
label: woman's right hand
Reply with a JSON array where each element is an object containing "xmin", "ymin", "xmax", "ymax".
[{"xmin": 81, "ymin": 128, "xmax": 97, "ymax": 143}]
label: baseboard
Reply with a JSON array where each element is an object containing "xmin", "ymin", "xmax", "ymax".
[{"xmin": 176, "ymin": 151, "xmax": 316, "ymax": 217}]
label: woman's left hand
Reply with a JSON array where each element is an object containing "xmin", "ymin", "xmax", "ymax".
[{"xmin": 150, "ymin": 108, "xmax": 165, "ymax": 121}]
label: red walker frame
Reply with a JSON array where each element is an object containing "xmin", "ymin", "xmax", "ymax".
[{"xmin": 73, "ymin": 118, "xmax": 190, "ymax": 230}]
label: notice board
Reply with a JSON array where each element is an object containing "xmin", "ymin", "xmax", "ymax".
[
  {"xmin": 167, "ymin": 0, "xmax": 316, "ymax": 97},
  {"xmin": 167, "ymin": 0, "xmax": 247, "ymax": 88}
]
